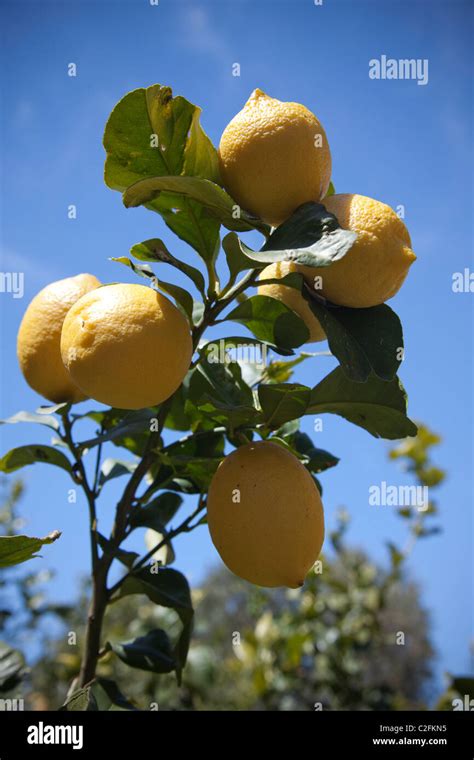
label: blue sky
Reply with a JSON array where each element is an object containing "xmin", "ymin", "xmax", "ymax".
[{"xmin": 1, "ymin": 0, "xmax": 473, "ymax": 702}]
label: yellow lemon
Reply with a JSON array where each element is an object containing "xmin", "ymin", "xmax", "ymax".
[
  {"xmin": 207, "ymin": 441, "xmax": 324, "ymax": 588},
  {"xmin": 302, "ymin": 193, "xmax": 416, "ymax": 308},
  {"xmin": 258, "ymin": 261, "xmax": 326, "ymax": 343},
  {"xmin": 17, "ymin": 273, "xmax": 101, "ymax": 403},
  {"xmin": 60, "ymin": 283, "xmax": 193, "ymax": 410},
  {"xmin": 218, "ymin": 89, "xmax": 332, "ymax": 227}
]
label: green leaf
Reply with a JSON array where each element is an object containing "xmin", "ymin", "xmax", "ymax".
[
  {"xmin": 190, "ymin": 354, "xmax": 255, "ymax": 410},
  {"xmin": 304, "ymin": 294, "xmax": 404, "ymax": 382},
  {"xmin": 451, "ymin": 677, "xmax": 474, "ymax": 699},
  {"xmin": 0, "ymin": 530, "xmax": 61, "ymax": 568},
  {"xmin": 130, "ymin": 492, "xmax": 183, "ymax": 532},
  {"xmin": 99, "ymin": 458, "xmax": 137, "ymax": 487},
  {"xmin": 0, "ymin": 445, "xmax": 72, "ymax": 474},
  {"xmin": 225, "ymin": 295, "xmax": 309, "ymax": 349},
  {"xmin": 112, "ymin": 567, "xmax": 193, "ymax": 682},
  {"xmin": 60, "ymin": 678, "xmax": 138, "ymax": 711},
  {"xmin": 0, "ymin": 642, "xmax": 26, "ymax": 691},
  {"xmin": 130, "ymin": 238, "xmax": 206, "ymax": 296},
  {"xmin": 241, "ymin": 201, "xmax": 356, "ymax": 267},
  {"xmin": 153, "ymin": 279, "xmax": 195, "ymax": 323},
  {"xmin": 307, "ymin": 367, "xmax": 417, "ymax": 439},
  {"xmin": 104, "ymin": 84, "xmax": 226, "ymax": 261},
  {"xmin": 123, "ymin": 175, "xmax": 269, "ymax": 236},
  {"xmin": 262, "ymin": 354, "xmax": 312, "ymax": 383},
  {"xmin": 258, "ymin": 383, "xmax": 311, "ymax": 427},
  {"xmin": 96, "ymin": 533, "xmax": 139, "ymax": 569},
  {"xmin": 188, "ymin": 357, "xmax": 259, "ymax": 431},
  {"xmin": 110, "ymin": 256, "xmax": 155, "ymax": 282},
  {"xmin": 104, "ymin": 84, "xmax": 219, "ymax": 191},
  {"xmin": 325, "ymin": 181, "xmax": 336, "ymax": 198},
  {"xmin": 223, "ymin": 231, "xmax": 254, "ymax": 279},
  {"xmin": 78, "ymin": 408, "xmax": 157, "ymax": 450},
  {"xmin": 288, "ymin": 431, "xmax": 339, "ymax": 473},
  {"xmin": 387, "ymin": 542, "xmax": 404, "ymax": 569},
  {"xmin": 0, "ymin": 410, "xmax": 60, "ymax": 431},
  {"xmin": 106, "ymin": 630, "xmax": 175, "ymax": 674}
]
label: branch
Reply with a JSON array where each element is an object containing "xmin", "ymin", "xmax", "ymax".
[
  {"xmin": 62, "ymin": 411, "xmax": 99, "ymax": 570},
  {"xmin": 108, "ymin": 495, "xmax": 207, "ymax": 599}
]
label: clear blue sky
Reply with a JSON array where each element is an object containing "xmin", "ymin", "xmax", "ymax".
[{"xmin": 1, "ymin": 0, "xmax": 473, "ymax": 702}]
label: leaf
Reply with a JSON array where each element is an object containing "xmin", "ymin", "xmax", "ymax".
[
  {"xmin": 146, "ymin": 194, "xmax": 222, "ymax": 263},
  {"xmin": 123, "ymin": 175, "xmax": 268, "ymax": 236},
  {"xmin": 0, "ymin": 410, "xmax": 60, "ymax": 431},
  {"xmin": 99, "ymin": 458, "xmax": 137, "ymax": 487},
  {"xmin": 152, "ymin": 279, "xmax": 195, "ymax": 323},
  {"xmin": 223, "ymin": 231, "xmax": 254, "ymax": 279},
  {"xmin": 387, "ymin": 542, "xmax": 404, "ymax": 569},
  {"xmin": 0, "ymin": 642, "xmax": 26, "ymax": 691},
  {"xmin": 36, "ymin": 402, "xmax": 70, "ymax": 415},
  {"xmin": 60, "ymin": 678, "xmax": 138, "ymax": 711},
  {"xmin": 96, "ymin": 533, "xmax": 139, "ymax": 569},
  {"xmin": 258, "ymin": 383, "xmax": 311, "ymax": 427},
  {"xmin": 78, "ymin": 408, "xmax": 157, "ymax": 450},
  {"xmin": 130, "ymin": 238, "xmax": 206, "ymax": 296},
  {"xmin": 106, "ymin": 630, "xmax": 175, "ymax": 674},
  {"xmin": 325, "ymin": 181, "xmax": 336, "ymax": 198},
  {"xmin": 242, "ymin": 201, "xmax": 357, "ymax": 267},
  {"xmin": 451, "ymin": 676, "xmax": 474, "ymax": 699},
  {"xmin": 262, "ymin": 354, "xmax": 312, "ymax": 383},
  {"xmin": 288, "ymin": 431, "xmax": 339, "ymax": 473},
  {"xmin": 190, "ymin": 354, "xmax": 255, "ymax": 410},
  {"xmin": 0, "ymin": 530, "xmax": 61, "ymax": 568},
  {"xmin": 307, "ymin": 367, "xmax": 418, "ymax": 439},
  {"xmin": 104, "ymin": 84, "xmax": 226, "ymax": 261},
  {"xmin": 130, "ymin": 492, "xmax": 183, "ymax": 532},
  {"xmin": 0, "ymin": 445, "xmax": 72, "ymax": 474},
  {"xmin": 111, "ymin": 567, "xmax": 193, "ymax": 682},
  {"xmin": 104, "ymin": 84, "xmax": 219, "ymax": 192},
  {"xmin": 110, "ymin": 256, "xmax": 155, "ymax": 282},
  {"xmin": 304, "ymin": 291, "xmax": 404, "ymax": 382},
  {"xmin": 225, "ymin": 295, "xmax": 309, "ymax": 349},
  {"xmin": 144, "ymin": 528, "xmax": 175, "ymax": 566}
]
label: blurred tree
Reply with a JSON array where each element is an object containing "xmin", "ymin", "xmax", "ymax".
[
  {"xmin": 4, "ymin": 425, "xmax": 471, "ymax": 711},
  {"xmin": 21, "ymin": 424, "xmax": 446, "ymax": 710}
]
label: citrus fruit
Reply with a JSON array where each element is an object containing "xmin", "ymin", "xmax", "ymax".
[
  {"xmin": 218, "ymin": 88, "xmax": 332, "ymax": 227},
  {"xmin": 17, "ymin": 273, "xmax": 101, "ymax": 403},
  {"xmin": 258, "ymin": 261, "xmax": 326, "ymax": 343},
  {"xmin": 302, "ymin": 193, "xmax": 416, "ymax": 308},
  {"xmin": 207, "ymin": 441, "xmax": 324, "ymax": 588},
  {"xmin": 60, "ymin": 283, "xmax": 193, "ymax": 410}
]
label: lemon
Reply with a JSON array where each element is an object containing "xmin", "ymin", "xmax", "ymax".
[
  {"xmin": 302, "ymin": 193, "xmax": 416, "ymax": 308},
  {"xmin": 258, "ymin": 261, "xmax": 326, "ymax": 343},
  {"xmin": 60, "ymin": 283, "xmax": 193, "ymax": 410},
  {"xmin": 17, "ymin": 273, "xmax": 101, "ymax": 403},
  {"xmin": 218, "ymin": 89, "xmax": 332, "ymax": 227},
  {"xmin": 207, "ymin": 441, "xmax": 324, "ymax": 588}
]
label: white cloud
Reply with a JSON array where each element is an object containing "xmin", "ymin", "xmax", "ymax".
[{"xmin": 179, "ymin": 5, "xmax": 231, "ymax": 62}]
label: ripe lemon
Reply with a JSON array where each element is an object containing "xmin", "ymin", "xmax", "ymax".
[
  {"xmin": 60, "ymin": 283, "xmax": 193, "ymax": 410},
  {"xmin": 258, "ymin": 261, "xmax": 326, "ymax": 343},
  {"xmin": 207, "ymin": 441, "xmax": 324, "ymax": 588},
  {"xmin": 218, "ymin": 89, "xmax": 332, "ymax": 227},
  {"xmin": 302, "ymin": 193, "xmax": 416, "ymax": 308},
  {"xmin": 17, "ymin": 273, "xmax": 101, "ymax": 403}
]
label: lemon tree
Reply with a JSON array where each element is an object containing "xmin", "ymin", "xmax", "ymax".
[{"xmin": 1, "ymin": 84, "xmax": 417, "ymax": 710}]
